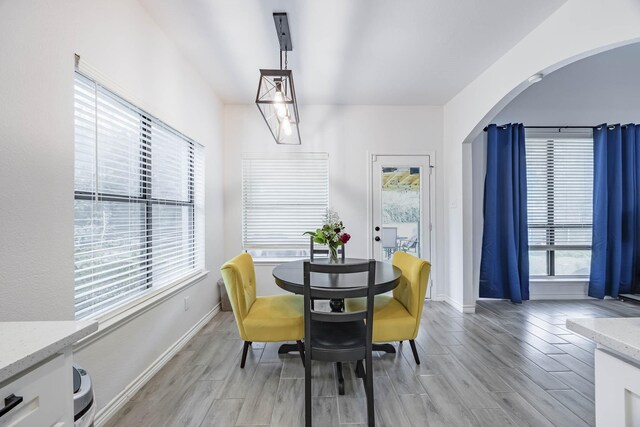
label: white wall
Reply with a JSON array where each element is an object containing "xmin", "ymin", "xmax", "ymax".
[
  {"xmin": 223, "ymin": 105, "xmax": 445, "ymax": 298},
  {"xmin": 0, "ymin": 0, "xmax": 224, "ymax": 417},
  {"xmin": 470, "ymin": 42, "xmax": 640, "ymax": 299},
  {"xmin": 492, "ymin": 42, "xmax": 640, "ymax": 126},
  {"xmin": 442, "ymin": 0, "xmax": 640, "ymax": 311}
]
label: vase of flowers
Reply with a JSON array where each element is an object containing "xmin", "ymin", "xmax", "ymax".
[{"xmin": 304, "ymin": 208, "xmax": 351, "ymax": 263}]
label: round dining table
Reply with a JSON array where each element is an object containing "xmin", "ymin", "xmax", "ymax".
[
  {"xmin": 273, "ymin": 257, "xmax": 401, "ymax": 309},
  {"xmin": 272, "ymin": 257, "xmax": 402, "ymax": 394}
]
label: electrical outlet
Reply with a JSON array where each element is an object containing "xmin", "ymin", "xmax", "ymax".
[{"xmin": 184, "ymin": 296, "xmax": 190, "ymax": 311}]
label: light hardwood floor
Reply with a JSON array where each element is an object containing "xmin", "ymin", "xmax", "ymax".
[{"xmin": 105, "ymin": 299, "xmax": 640, "ymax": 426}]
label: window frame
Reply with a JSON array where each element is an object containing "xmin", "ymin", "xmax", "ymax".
[
  {"xmin": 74, "ymin": 71, "xmax": 202, "ymax": 319},
  {"xmin": 526, "ymin": 133, "xmax": 593, "ymax": 278},
  {"xmin": 241, "ymin": 152, "xmax": 330, "ymax": 259}
]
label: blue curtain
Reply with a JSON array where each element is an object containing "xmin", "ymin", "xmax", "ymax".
[
  {"xmin": 589, "ymin": 124, "xmax": 640, "ymax": 298},
  {"xmin": 479, "ymin": 124, "xmax": 529, "ymax": 303}
]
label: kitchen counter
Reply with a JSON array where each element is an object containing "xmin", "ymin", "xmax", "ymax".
[
  {"xmin": 0, "ymin": 320, "xmax": 97, "ymax": 384},
  {"xmin": 567, "ymin": 317, "xmax": 640, "ymax": 426},
  {"xmin": 566, "ymin": 317, "xmax": 640, "ymax": 363}
]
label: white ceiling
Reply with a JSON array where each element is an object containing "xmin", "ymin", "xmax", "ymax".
[{"xmin": 140, "ymin": 0, "xmax": 566, "ymax": 105}]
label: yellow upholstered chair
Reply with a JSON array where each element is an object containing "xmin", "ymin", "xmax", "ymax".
[
  {"xmin": 220, "ymin": 253, "xmax": 305, "ymax": 368},
  {"xmin": 345, "ymin": 251, "xmax": 431, "ymax": 364}
]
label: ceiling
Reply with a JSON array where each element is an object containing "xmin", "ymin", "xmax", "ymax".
[{"xmin": 140, "ymin": 0, "xmax": 566, "ymax": 105}]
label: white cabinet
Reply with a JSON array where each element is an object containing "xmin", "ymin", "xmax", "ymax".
[
  {"xmin": 0, "ymin": 321, "xmax": 97, "ymax": 427},
  {"xmin": 595, "ymin": 348, "xmax": 640, "ymax": 427},
  {"xmin": 567, "ymin": 318, "xmax": 640, "ymax": 427},
  {"xmin": 0, "ymin": 352, "xmax": 73, "ymax": 427}
]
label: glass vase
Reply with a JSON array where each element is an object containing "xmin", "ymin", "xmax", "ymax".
[{"xmin": 329, "ymin": 245, "xmax": 339, "ymax": 263}]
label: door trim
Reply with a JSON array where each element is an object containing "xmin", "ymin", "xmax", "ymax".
[{"xmin": 367, "ymin": 152, "xmax": 436, "ymax": 298}]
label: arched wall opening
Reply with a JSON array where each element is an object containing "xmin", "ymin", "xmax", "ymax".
[
  {"xmin": 470, "ymin": 42, "xmax": 640, "ymax": 303},
  {"xmin": 440, "ymin": 0, "xmax": 640, "ymax": 312}
]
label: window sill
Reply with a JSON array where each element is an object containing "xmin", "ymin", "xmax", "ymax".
[
  {"xmin": 253, "ymin": 257, "xmax": 305, "ymax": 265},
  {"xmin": 530, "ymin": 277, "xmax": 589, "ymax": 284},
  {"xmin": 74, "ymin": 270, "xmax": 209, "ymax": 350}
]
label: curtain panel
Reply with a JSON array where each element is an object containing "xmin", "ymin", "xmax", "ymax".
[
  {"xmin": 589, "ymin": 124, "xmax": 640, "ymax": 298},
  {"xmin": 479, "ymin": 124, "xmax": 530, "ymax": 303}
]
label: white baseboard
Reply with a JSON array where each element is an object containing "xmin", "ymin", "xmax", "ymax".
[
  {"xmin": 94, "ymin": 303, "xmax": 220, "ymax": 427},
  {"xmin": 443, "ymin": 295, "xmax": 476, "ymax": 313}
]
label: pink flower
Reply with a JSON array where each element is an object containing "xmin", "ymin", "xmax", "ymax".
[{"xmin": 339, "ymin": 233, "xmax": 351, "ymax": 244}]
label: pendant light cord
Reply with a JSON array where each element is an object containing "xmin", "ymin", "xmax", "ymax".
[
  {"xmin": 276, "ymin": 16, "xmax": 289, "ymax": 71},
  {"xmin": 278, "ymin": 50, "xmax": 288, "ymax": 70},
  {"xmin": 279, "ymin": 17, "xmax": 284, "ymax": 70}
]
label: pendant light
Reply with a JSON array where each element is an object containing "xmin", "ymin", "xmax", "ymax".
[{"xmin": 255, "ymin": 12, "xmax": 301, "ymax": 145}]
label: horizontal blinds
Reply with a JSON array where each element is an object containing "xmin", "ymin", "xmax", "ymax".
[
  {"xmin": 526, "ymin": 137, "xmax": 593, "ymax": 248},
  {"xmin": 242, "ymin": 153, "xmax": 329, "ymax": 249},
  {"xmin": 74, "ymin": 72, "xmax": 204, "ymax": 319}
]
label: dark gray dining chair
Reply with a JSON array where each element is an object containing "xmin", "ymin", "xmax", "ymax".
[
  {"xmin": 303, "ymin": 260, "xmax": 375, "ymax": 427},
  {"xmin": 309, "ymin": 236, "xmax": 346, "ymax": 309}
]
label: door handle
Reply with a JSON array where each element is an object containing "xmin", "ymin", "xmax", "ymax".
[
  {"xmin": 374, "ymin": 236, "xmax": 381, "ymax": 242},
  {"xmin": 0, "ymin": 394, "xmax": 23, "ymax": 418},
  {"xmin": 374, "ymin": 226, "xmax": 380, "ymax": 232}
]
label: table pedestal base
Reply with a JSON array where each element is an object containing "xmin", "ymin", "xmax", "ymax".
[
  {"xmin": 277, "ymin": 343, "xmax": 300, "ymax": 355},
  {"xmin": 277, "ymin": 342, "xmax": 396, "ymax": 395},
  {"xmin": 373, "ymin": 343, "xmax": 396, "ymax": 353},
  {"xmin": 277, "ymin": 343, "xmax": 396, "ymax": 355},
  {"xmin": 277, "ymin": 296, "xmax": 396, "ymax": 395}
]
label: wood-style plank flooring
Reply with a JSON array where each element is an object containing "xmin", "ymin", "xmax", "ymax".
[{"xmin": 105, "ymin": 299, "xmax": 640, "ymax": 426}]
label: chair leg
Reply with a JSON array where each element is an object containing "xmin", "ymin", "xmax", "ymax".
[
  {"xmin": 240, "ymin": 341, "xmax": 251, "ymax": 368},
  {"xmin": 365, "ymin": 354, "xmax": 375, "ymax": 426},
  {"xmin": 336, "ymin": 362, "xmax": 345, "ymax": 395},
  {"xmin": 297, "ymin": 340, "xmax": 306, "ymax": 367},
  {"xmin": 305, "ymin": 341, "xmax": 312, "ymax": 426},
  {"xmin": 409, "ymin": 339, "xmax": 420, "ymax": 365}
]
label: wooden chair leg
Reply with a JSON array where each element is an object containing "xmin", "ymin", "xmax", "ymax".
[
  {"xmin": 240, "ymin": 341, "xmax": 251, "ymax": 368},
  {"xmin": 297, "ymin": 340, "xmax": 306, "ymax": 367},
  {"xmin": 365, "ymin": 353, "xmax": 375, "ymax": 426},
  {"xmin": 409, "ymin": 339, "xmax": 420, "ymax": 365},
  {"xmin": 305, "ymin": 341, "xmax": 312, "ymax": 426}
]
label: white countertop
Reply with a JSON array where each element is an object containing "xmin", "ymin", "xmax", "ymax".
[
  {"xmin": 0, "ymin": 321, "xmax": 98, "ymax": 384},
  {"xmin": 567, "ymin": 317, "xmax": 640, "ymax": 363}
]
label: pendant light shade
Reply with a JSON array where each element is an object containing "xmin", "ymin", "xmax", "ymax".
[
  {"xmin": 255, "ymin": 12, "xmax": 301, "ymax": 145},
  {"xmin": 255, "ymin": 69, "xmax": 301, "ymax": 144}
]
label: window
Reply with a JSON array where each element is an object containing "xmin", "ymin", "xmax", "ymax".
[
  {"xmin": 242, "ymin": 153, "xmax": 329, "ymax": 258},
  {"xmin": 526, "ymin": 134, "xmax": 593, "ymax": 277},
  {"xmin": 74, "ymin": 72, "xmax": 204, "ymax": 319}
]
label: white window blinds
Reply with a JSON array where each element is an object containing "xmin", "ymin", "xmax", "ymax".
[
  {"xmin": 526, "ymin": 135, "xmax": 593, "ymax": 276},
  {"xmin": 242, "ymin": 153, "xmax": 329, "ymax": 252},
  {"xmin": 74, "ymin": 72, "xmax": 204, "ymax": 319}
]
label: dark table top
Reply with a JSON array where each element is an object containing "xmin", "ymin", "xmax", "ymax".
[{"xmin": 272, "ymin": 258, "xmax": 402, "ymax": 295}]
